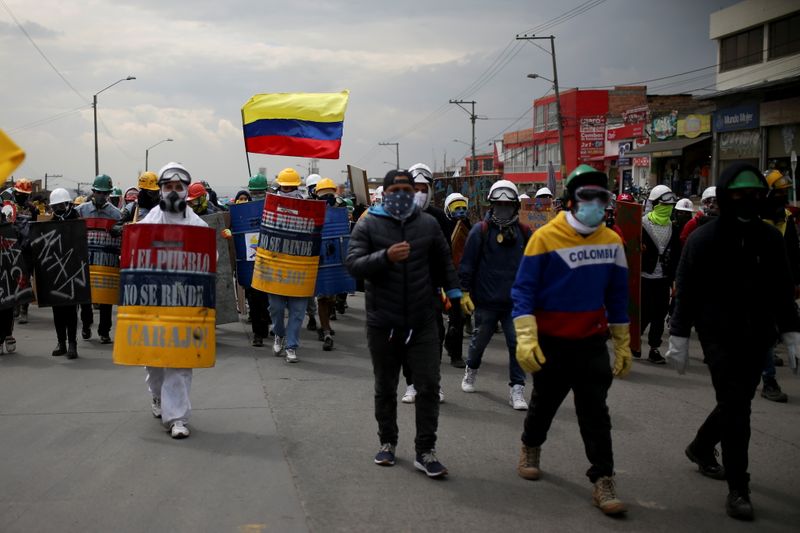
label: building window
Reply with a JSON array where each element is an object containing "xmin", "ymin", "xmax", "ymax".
[
  {"xmin": 534, "ymin": 105, "xmax": 546, "ymax": 132},
  {"xmin": 482, "ymin": 158, "xmax": 493, "ymax": 172},
  {"xmin": 504, "ymin": 146, "xmax": 532, "ymax": 173},
  {"xmin": 720, "ymin": 26, "xmax": 763, "ymax": 72},
  {"xmin": 534, "ymin": 143, "xmax": 560, "ymax": 171},
  {"xmin": 547, "ymin": 102, "xmax": 559, "ymax": 130},
  {"xmin": 769, "ymin": 13, "xmax": 800, "ymax": 60}
]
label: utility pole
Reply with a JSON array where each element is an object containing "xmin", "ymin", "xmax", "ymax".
[
  {"xmin": 517, "ymin": 34, "xmax": 566, "ymax": 178},
  {"xmin": 44, "ymin": 173, "xmax": 62, "ymax": 191},
  {"xmin": 449, "ymin": 100, "xmax": 479, "ymax": 174},
  {"xmin": 378, "ymin": 142, "xmax": 399, "ymax": 168}
]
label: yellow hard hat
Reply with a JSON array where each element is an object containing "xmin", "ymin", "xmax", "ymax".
[
  {"xmin": 138, "ymin": 171, "xmax": 159, "ymax": 191},
  {"xmin": 73, "ymin": 195, "xmax": 87, "ymax": 206},
  {"xmin": 765, "ymin": 169, "xmax": 792, "ymax": 190},
  {"xmin": 315, "ymin": 178, "xmax": 336, "ymax": 194},
  {"xmin": 277, "ymin": 167, "xmax": 301, "ymax": 187}
]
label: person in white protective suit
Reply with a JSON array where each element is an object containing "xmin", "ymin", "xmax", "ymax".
[{"xmin": 139, "ymin": 162, "xmax": 209, "ymax": 439}]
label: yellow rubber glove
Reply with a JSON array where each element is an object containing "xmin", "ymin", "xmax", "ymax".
[
  {"xmin": 609, "ymin": 324, "xmax": 633, "ymax": 378},
  {"xmin": 513, "ymin": 315, "xmax": 546, "ymax": 373},
  {"xmin": 221, "ymin": 228, "xmax": 232, "ymax": 239},
  {"xmin": 461, "ymin": 291, "xmax": 475, "ymax": 316}
]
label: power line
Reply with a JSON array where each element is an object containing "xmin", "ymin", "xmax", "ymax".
[{"xmin": 8, "ymin": 104, "xmax": 91, "ymax": 134}]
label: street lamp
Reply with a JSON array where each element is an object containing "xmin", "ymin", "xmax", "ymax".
[
  {"xmin": 93, "ymin": 75, "xmax": 136, "ymax": 176},
  {"xmin": 145, "ymin": 138, "xmax": 173, "ymax": 171},
  {"xmin": 527, "ymin": 73, "xmax": 554, "ymax": 83}
]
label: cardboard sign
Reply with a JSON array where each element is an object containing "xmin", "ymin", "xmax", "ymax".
[
  {"xmin": 202, "ymin": 211, "xmax": 240, "ymax": 325},
  {"xmin": 347, "ymin": 164, "xmax": 369, "ymax": 207},
  {"xmin": 519, "ymin": 198, "xmax": 555, "ymax": 233},
  {"xmin": 433, "ymin": 175, "xmax": 497, "ymax": 223},
  {"xmin": 28, "ymin": 219, "xmax": 91, "ymax": 307},
  {"xmin": 252, "ymin": 194, "xmax": 326, "ymax": 297},
  {"xmin": 616, "ymin": 200, "xmax": 643, "ymax": 352},
  {"xmin": 113, "ymin": 224, "xmax": 217, "ymax": 368},
  {"xmin": 85, "ymin": 218, "xmax": 121, "ymax": 305},
  {"xmin": 0, "ymin": 223, "xmax": 33, "ymax": 309}
]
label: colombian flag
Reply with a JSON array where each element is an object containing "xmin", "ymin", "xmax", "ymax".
[{"xmin": 241, "ymin": 91, "xmax": 350, "ymax": 160}]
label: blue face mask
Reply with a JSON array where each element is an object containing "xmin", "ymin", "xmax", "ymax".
[
  {"xmin": 575, "ymin": 200, "xmax": 606, "ymax": 227},
  {"xmin": 452, "ymin": 207, "xmax": 468, "ymax": 219},
  {"xmin": 383, "ymin": 190, "xmax": 415, "ymax": 220}
]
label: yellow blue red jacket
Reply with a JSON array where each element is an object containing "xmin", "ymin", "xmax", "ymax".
[{"xmin": 512, "ymin": 211, "xmax": 629, "ymax": 339}]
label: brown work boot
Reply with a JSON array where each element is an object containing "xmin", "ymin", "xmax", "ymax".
[
  {"xmin": 518, "ymin": 444, "xmax": 541, "ymax": 480},
  {"xmin": 592, "ymin": 476, "xmax": 627, "ymax": 516}
]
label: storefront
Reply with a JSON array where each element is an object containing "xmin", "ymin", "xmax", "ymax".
[
  {"xmin": 713, "ymin": 103, "xmax": 761, "ymax": 178},
  {"xmin": 761, "ymin": 96, "xmax": 800, "ymax": 178}
]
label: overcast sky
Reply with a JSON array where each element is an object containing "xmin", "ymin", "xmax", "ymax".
[{"xmin": 1, "ymin": 0, "xmax": 739, "ymax": 197}]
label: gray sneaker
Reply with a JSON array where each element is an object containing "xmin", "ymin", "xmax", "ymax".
[
  {"xmin": 272, "ymin": 336, "xmax": 284, "ymax": 357},
  {"xmin": 461, "ymin": 367, "xmax": 477, "ymax": 393},
  {"xmin": 285, "ymin": 348, "xmax": 298, "ymax": 363}
]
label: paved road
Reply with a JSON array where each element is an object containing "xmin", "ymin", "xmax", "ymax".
[{"xmin": 1, "ymin": 297, "xmax": 799, "ymax": 532}]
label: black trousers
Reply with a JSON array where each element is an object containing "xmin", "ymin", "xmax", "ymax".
[
  {"xmin": 692, "ymin": 341, "xmax": 765, "ymax": 492},
  {"xmin": 52, "ymin": 305, "xmax": 78, "ymax": 344},
  {"xmin": 521, "ymin": 335, "xmax": 615, "ymax": 483},
  {"xmin": 403, "ymin": 299, "xmax": 445, "ymax": 385},
  {"xmin": 368, "ymin": 322, "xmax": 441, "ymax": 453},
  {"xmin": 640, "ymin": 277, "xmax": 671, "ymax": 349},
  {"xmin": 80, "ymin": 303, "xmax": 113, "ymax": 337},
  {"xmin": 0, "ymin": 307, "xmax": 13, "ymax": 339},
  {"xmin": 246, "ymin": 287, "xmax": 271, "ymax": 338},
  {"xmin": 444, "ymin": 301, "xmax": 464, "ymax": 360}
]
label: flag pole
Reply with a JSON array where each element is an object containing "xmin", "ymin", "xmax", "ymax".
[{"xmin": 241, "ymin": 109, "xmax": 252, "ymax": 176}]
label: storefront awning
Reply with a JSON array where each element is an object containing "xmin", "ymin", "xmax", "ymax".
[{"xmin": 626, "ymin": 135, "xmax": 711, "ymax": 158}]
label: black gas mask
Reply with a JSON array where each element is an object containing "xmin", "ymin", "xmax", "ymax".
[{"xmin": 160, "ymin": 190, "xmax": 187, "ymax": 213}]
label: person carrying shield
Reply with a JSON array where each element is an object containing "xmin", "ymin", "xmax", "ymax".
[
  {"xmin": 314, "ymin": 178, "xmax": 344, "ymax": 351},
  {"xmin": 138, "ymin": 162, "xmax": 209, "ymax": 439},
  {"xmin": 48, "ymin": 188, "xmax": 81, "ymax": 359}
]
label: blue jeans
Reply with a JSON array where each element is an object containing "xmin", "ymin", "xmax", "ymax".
[
  {"xmin": 467, "ymin": 306, "xmax": 525, "ymax": 386},
  {"xmin": 268, "ymin": 295, "xmax": 308, "ymax": 349}
]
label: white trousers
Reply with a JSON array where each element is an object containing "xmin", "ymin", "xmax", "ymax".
[{"xmin": 145, "ymin": 367, "xmax": 192, "ymax": 425}]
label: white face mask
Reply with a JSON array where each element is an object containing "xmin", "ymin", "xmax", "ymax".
[{"xmin": 414, "ymin": 191, "xmax": 428, "ymax": 208}]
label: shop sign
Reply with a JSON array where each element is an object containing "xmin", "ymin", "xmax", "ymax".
[
  {"xmin": 579, "ymin": 116, "xmax": 606, "ymax": 159},
  {"xmin": 634, "ymin": 137, "xmax": 650, "ymax": 149},
  {"xmin": 760, "ymin": 97, "xmax": 800, "ymax": 127},
  {"xmin": 713, "ymin": 104, "xmax": 759, "ymax": 133},
  {"xmin": 618, "ymin": 141, "xmax": 632, "ymax": 167},
  {"xmin": 607, "ymin": 123, "xmax": 645, "ymax": 141},
  {"xmin": 650, "ymin": 111, "xmax": 678, "ymax": 140},
  {"xmin": 632, "ymin": 156, "xmax": 651, "ymax": 167},
  {"xmin": 677, "ymin": 114, "xmax": 711, "ymax": 138},
  {"xmin": 719, "ymin": 130, "xmax": 760, "ymax": 160},
  {"xmin": 622, "ymin": 105, "xmax": 649, "ymax": 125}
]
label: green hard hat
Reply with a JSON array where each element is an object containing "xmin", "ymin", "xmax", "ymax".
[
  {"xmin": 92, "ymin": 174, "xmax": 114, "ymax": 192},
  {"xmin": 248, "ymin": 173, "xmax": 268, "ymax": 191},
  {"xmin": 728, "ymin": 169, "xmax": 766, "ymax": 190},
  {"xmin": 564, "ymin": 164, "xmax": 607, "ymax": 192},
  {"xmin": 111, "ymin": 187, "xmax": 122, "ymax": 196}
]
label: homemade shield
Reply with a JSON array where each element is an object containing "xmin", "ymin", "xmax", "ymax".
[
  {"xmin": 0, "ymin": 223, "xmax": 33, "ymax": 309},
  {"xmin": 201, "ymin": 211, "xmax": 239, "ymax": 324},
  {"xmin": 252, "ymin": 194, "xmax": 326, "ymax": 297},
  {"xmin": 85, "ymin": 218, "xmax": 121, "ymax": 305},
  {"xmin": 519, "ymin": 197, "xmax": 555, "ymax": 233},
  {"xmin": 229, "ymin": 200, "xmax": 263, "ymax": 288},
  {"xmin": 28, "ymin": 219, "xmax": 91, "ymax": 307},
  {"xmin": 315, "ymin": 206, "xmax": 355, "ymax": 296},
  {"xmin": 450, "ymin": 220, "xmax": 470, "ymax": 270},
  {"xmin": 113, "ymin": 224, "xmax": 217, "ymax": 368},
  {"xmin": 616, "ymin": 200, "xmax": 643, "ymax": 353}
]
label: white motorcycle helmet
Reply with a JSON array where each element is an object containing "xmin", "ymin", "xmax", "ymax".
[
  {"xmin": 535, "ymin": 187, "xmax": 553, "ymax": 198},
  {"xmin": 675, "ymin": 198, "xmax": 694, "ymax": 212},
  {"xmin": 488, "ymin": 180, "xmax": 519, "ymax": 202},
  {"xmin": 409, "ymin": 163, "xmax": 433, "ymax": 210}
]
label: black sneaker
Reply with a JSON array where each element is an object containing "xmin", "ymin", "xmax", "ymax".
[
  {"xmin": 52, "ymin": 343, "xmax": 67, "ymax": 356},
  {"xmin": 374, "ymin": 443, "xmax": 396, "ymax": 466},
  {"xmin": 306, "ymin": 316, "xmax": 317, "ymax": 331},
  {"xmin": 685, "ymin": 443, "xmax": 726, "ymax": 480},
  {"xmin": 761, "ymin": 378, "xmax": 788, "ymax": 403},
  {"xmin": 450, "ymin": 358, "xmax": 466, "ymax": 368},
  {"xmin": 100, "ymin": 335, "xmax": 112, "ymax": 345},
  {"xmin": 66, "ymin": 343, "xmax": 78, "ymax": 359},
  {"xmin": 81, "ymin": 326, "xmax": 91, "ymax": 340},
  {"xmin": 252, "ymin": 336, "xmax": 264, "ymax": 347},
  {"xmin": 726, "ymin": 490, "xmax": 754, "ymax": 521},
  {"xmin": 322, "ymin": 333, "xmax": 334, "ymax": 351},
  {"xmin": 414, "ymin": 450, "xmax": 448, "ymax": 478},
  {"xmin": 632, "ymin": 350, "xmax": 641, "ymax": 359},
  {"xmin": 647, "ymin": 348, "xmax": 666, "ymax": 364},
  {"xmin": 317, "ymin": 329, "xmax": 325, "ymax": 342}
]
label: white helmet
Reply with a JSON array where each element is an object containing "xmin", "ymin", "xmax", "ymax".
[
  {"xmin": 519, "ymin": 193, "xmax": 530, "ymax": 200},
  {"xmin": 701, "ymin": 186, "xmax": 717, "ymax": 202},
  {"xmin": 535, "ymin": 187, "xmax": 553, "ymax": 198},
  {"xmin": 648, "ymin": 184, "xmax": 677, "ymax": 204},
  {"xmin": 371, "ymin": 186, "xmax": 384, "ymax": 205},
  {"xmin": 444, "ymin": 192, "xmax": 468, "ymax": 212},
  {"xmin": 305, "ymin": 174, "xmax": 321, "ymax": 188},
  {"xmin": 675, "ymin": 198, "xmax": 694, "ymax": 212},
  {"xmin": 488, "ymin": 180, "xmax": 519, "ymax": 202},
  {"xmin": 409, "ymin": 163, "xmax": 433, "ymax": 183},
  {"xmin": 157, "ymin": 162, "xmax": 191, "ymax": 186},
  {"xmin": 50, "ymin": 187, "xmax": 72, "ymax": 205}
]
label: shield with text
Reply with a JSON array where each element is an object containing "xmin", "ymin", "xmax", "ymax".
[{"xmin": 85, "ymin": 218, "xmax": 121, "ymax": 305}]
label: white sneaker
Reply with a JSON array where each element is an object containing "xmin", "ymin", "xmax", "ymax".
[
  {"xmin": 272, "ymin": 335, "xmax": 284, "ymax": 357},
  {"xmin": 509, "ymin": 384, "xmax": 528, "ymax": 410},
  {"xmin": 401, "ymin": 384, "xmax": 417, "ymax": 403},
  {"xmin": 170, "ymin": 421, "xmax": 190, "ymax": 439},
  {"xmin": 151, "ymin": 396, "xmax": 162, "ymax": 418},
  {"xmin": 285, "ymin": 348, "xmax": 298, "ymax": 363},
  {"xmin": 461, "ymin": 367, "xmax": 478, "ymax": 393},
  {"xmin": 438, "ymin": 387, "xmax": 445, "ymax": 404}
]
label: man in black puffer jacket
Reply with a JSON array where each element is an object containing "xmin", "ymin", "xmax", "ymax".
[
  {"xmin": 666, "ymin": 162, "xmax": 800, "ymax": 521},
  {"xmin": 346, "ymin": 169, "xmax": 461, "ymax": 479}
]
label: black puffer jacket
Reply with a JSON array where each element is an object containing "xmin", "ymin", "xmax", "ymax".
[
  {"xmin": 670, "ymin": 163, "xmax": 800, "ymax": 353},
  {"xmin": 346, "ymin": 205, "xmax": 459, "ymax": 329}
]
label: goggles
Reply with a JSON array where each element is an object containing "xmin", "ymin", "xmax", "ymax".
[
  {"xmin": 575, "ymin": 185, "xmax": 612, "ymax": 203},
  {"xmin": 656, "ymin": 192, "xmax": 678, "ymax": 204},
  {"xmin": 488, "ymin": 188, "xmax": 518, "ymax": 202},
  {"xmin": 411, "ymin": 168, "xmax": 433, "ymax": 182},
  {"xmin": 159, "ymin": 168, "xmax": 191, "ymax": 185}
]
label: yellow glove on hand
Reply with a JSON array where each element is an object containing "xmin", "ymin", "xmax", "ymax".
[
  {"xmin": 221, "ymin": 228, "xmax": 232, "ymax": 239},
  {"xmin": 461, "ymin": 292, "xmax": 475, "ymax": 316},
  {"xmin": 609, "ymin": 324, "xmax": 633, "ymax": 378},
  {"xmin": 513, "ymin": 315, "xmax": 546, "ymax": 374}
]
